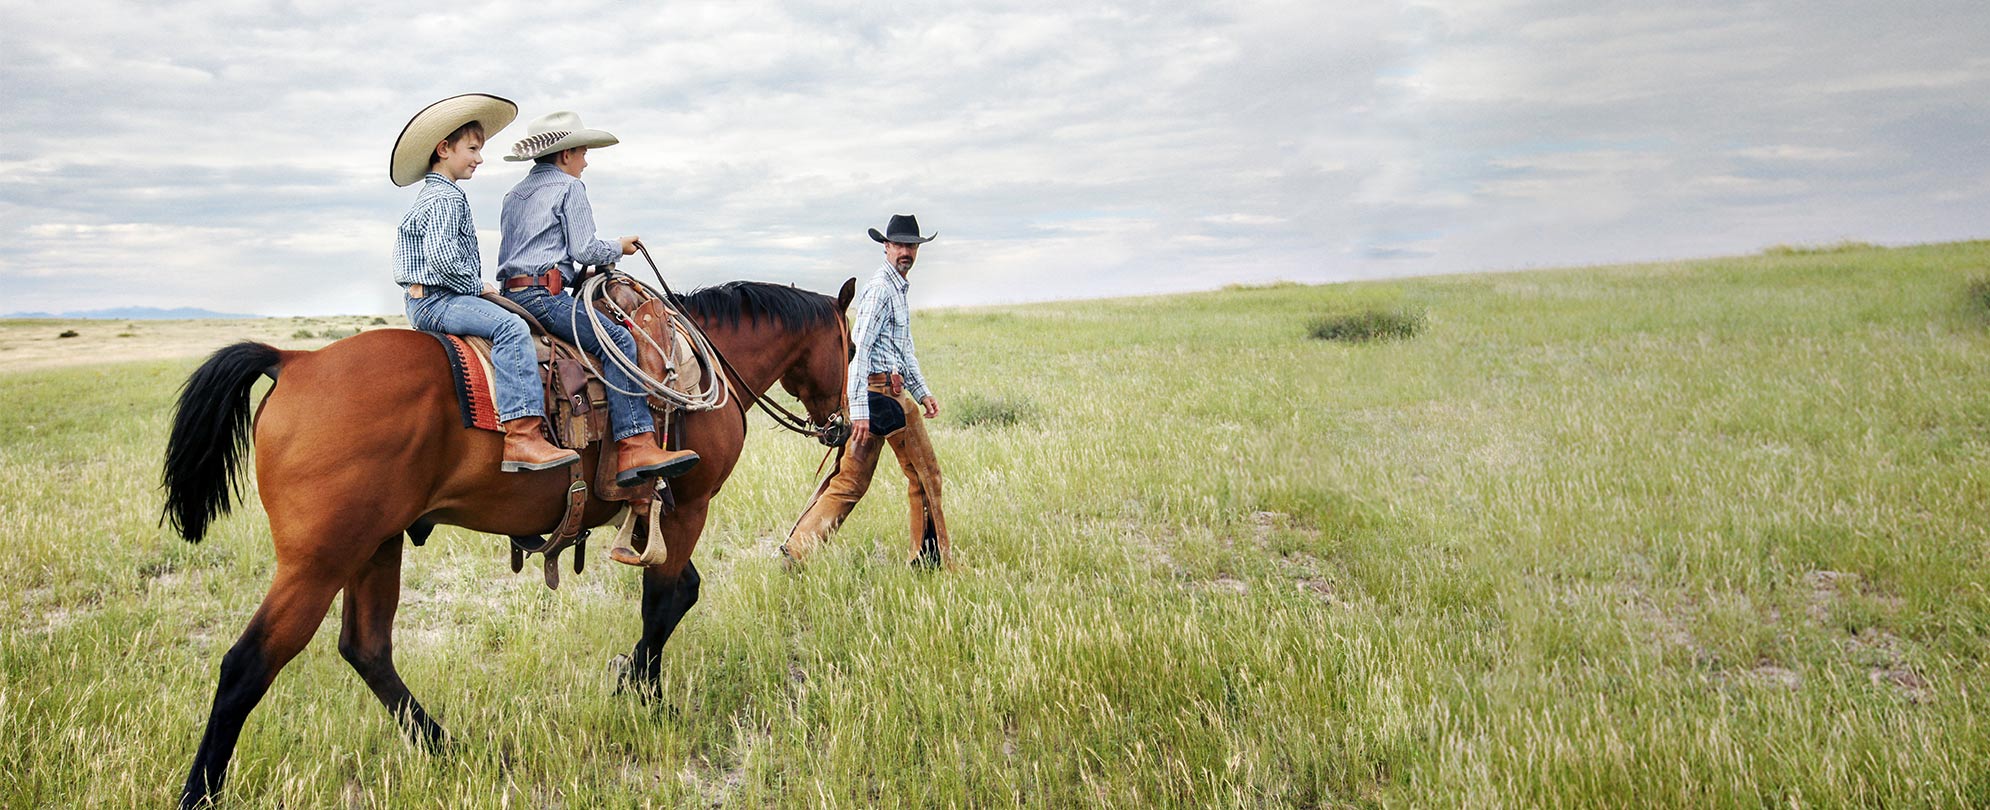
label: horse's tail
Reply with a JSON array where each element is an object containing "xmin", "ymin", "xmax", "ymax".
[{"xmin": 162, "ymin": 341, "xmax": 283, "ymax": 543}]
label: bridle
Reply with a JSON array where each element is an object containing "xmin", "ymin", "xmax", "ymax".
[{"xmin": 632, "ymin": 243, "xmax": 851, "ymax": 449}]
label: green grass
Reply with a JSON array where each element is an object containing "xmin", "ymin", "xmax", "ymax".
[{"xmin": 6, "ymin": 241, "xmax": 1990, "ymax": 806}]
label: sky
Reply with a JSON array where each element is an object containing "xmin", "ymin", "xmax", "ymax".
[{"xmin": 1, "ymin": 0, "xmax": 1986, "ymax": 316}]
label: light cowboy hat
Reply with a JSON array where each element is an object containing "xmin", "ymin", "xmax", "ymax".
[
  {"xmin": 505, "ymin": 111, "xmax": 620, "ymax": 161},
  {"xmin": 869, "ymin": 213, "xmax": 936, "ymax": 244},
  {"xmin": 389, "ymin": 93, "xmax": 518, "ymax": 187}
]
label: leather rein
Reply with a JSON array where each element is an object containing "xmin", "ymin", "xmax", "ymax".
[{"xmin": 632, "ymin": 243, "xmax": 850, "ymax": 449}]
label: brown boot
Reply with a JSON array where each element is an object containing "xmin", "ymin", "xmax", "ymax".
[
  {"xmin": 616, "ymin": 432, "xmax": 699, "ymax": 486},
  {"xmin": 500, "ymin": 417, "xmax": 580, "ymax": 472}
]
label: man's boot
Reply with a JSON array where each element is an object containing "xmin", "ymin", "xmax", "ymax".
[
  {"xmin": 616, "ymin": 432, "xmax": 699, "ymax": 486},
  {"xmin": 500, "ymin": 416, "xmax": 580, "ymax": 472}
]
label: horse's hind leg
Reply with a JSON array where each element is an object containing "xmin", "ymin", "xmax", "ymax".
[
  {"xmin": 337, "ymin": 535, "xmax": 446, "ymax": 750},
  {"xmin": 180, "ymin": 564, "xmax": 345, "ymax": 809}
]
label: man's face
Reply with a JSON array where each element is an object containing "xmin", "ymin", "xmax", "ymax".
[
  {"xmin": 886, "ymin": 241, "xmax": 919, "ymax": 273},
  {"xmin": 434, "ymin": 131, "xmax": 484, "ymax": 181}
]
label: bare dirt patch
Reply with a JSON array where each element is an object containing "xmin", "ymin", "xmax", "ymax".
[{"xmin": 0, "ymin": 317, "xmax": 393, "ymax": 373}]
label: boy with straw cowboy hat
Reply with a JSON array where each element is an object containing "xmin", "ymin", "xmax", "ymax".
[
  {"xmin": 496, "ymin": 110, "xmax": 699, "ymax": 505},
  {"xmin": 390, "ymin": 93, "xmax": 578, "ymax": 473}
]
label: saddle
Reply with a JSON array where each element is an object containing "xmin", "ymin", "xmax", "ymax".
[{"xmin": 419, "ymin": 284, "xmax": 708, "ymax": 589}]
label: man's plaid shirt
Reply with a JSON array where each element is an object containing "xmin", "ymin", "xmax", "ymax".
[
  {"xmin": 392, "ymin": 172, "xmax": 484, "ymax": 295},
  {"xmin": 847, "ymin": 262, "xmax": 931, "ymax": 422}
]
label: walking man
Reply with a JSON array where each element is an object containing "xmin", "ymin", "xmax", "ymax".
[{"xmin": 785, "ymin": 214, "xmax": 951, "ymax": 567}]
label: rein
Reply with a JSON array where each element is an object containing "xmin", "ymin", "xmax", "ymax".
[{"xmin": 632, "ymin": 244, "xmax": 850, "ymax": 449}]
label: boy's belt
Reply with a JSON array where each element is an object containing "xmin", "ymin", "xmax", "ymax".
[{"xmin": 503, "ymin": 268, "xmax": 565, "ymax": 296}]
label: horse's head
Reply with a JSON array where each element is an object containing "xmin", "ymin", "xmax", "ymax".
[{"xmin": 776, "ymin": 277, "xmax": 858, "ymax": 444}]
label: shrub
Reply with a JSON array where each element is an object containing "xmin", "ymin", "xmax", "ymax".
[
  {"xmin": 1968, "ymin": 276, "xmax": 1990, "ymax": 317},
  {"xmin": 321, "ymin": 327, "xmax": 359, "ymax": 340},
  {"xmin": 290, "ymin": 329, "xmax": 315, "ymax": 339},
  {"xmin": 1762, "ymin": 240, "xmax": 1880, "ymax": 256},
  {"xmin": 1308, "ymin": 308, "xmax": 1424, "ymax": 343},
  {"xmin": 57, "ymin": 329, "xmax": 79, "ymax": 338},
  {"xmin": 370, "ymin": 317, "xmax": 389, "ymax": 325},
  {"xmin": 951, "ymin": 392, "xmax": 1037, "ymax": 428}
]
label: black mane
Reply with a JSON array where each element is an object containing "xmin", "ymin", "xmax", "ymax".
[{"xmin": 673, "ymin": 280, "xmax": 838, "ymax": 332}]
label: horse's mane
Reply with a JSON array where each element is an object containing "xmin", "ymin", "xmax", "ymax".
[{"xmin": 672, "ymin": 280, "xmax": 838, "ymax": 332}]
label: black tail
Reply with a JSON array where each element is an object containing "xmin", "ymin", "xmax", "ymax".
[{"xmin": 162, "ymin": 342, "xmax": 283, "ymax": 542}]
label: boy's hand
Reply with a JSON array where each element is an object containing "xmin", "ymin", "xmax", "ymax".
[
  {"xmin": 921, "ymin": 396, "xmax": 939, "ymax": 419},
  {"xmin": 619, "ymin": 236, "xmax": 642, "ymax": 256},
  {"xmin": 481, "ymin": 282, "xmax": 498, "ymax": 295}
]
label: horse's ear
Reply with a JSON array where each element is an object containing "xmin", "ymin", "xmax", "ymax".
[{"xmin": 836, "ymin": 277, "xmax": 857, "ymax": 313}]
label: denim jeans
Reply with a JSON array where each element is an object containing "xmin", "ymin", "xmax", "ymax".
[
  {"xmin": 503, "ymin": 287, "xmax": 655, "ymax": 441},
  {"xmin": 405, "ymin": 290, "xmax": 543, "ymax": 423}
]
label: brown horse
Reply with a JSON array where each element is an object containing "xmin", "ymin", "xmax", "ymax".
[{"xmin": 161, "ymin": 279, "xmax": 854, "ymax": 809}]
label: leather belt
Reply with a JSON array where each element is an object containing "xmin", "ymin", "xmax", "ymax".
[
  {"xmin": 866, "ymin": 372, "xmax": 905, "ymax": 394},
  {"xmin": 503, "ymin": 268, "xmax": 566, "ymax": 296}
]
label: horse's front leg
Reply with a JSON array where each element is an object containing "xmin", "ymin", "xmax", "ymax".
[{"xmin": 622, "ymin": 500, "xmax": 709, "ymax": 695}]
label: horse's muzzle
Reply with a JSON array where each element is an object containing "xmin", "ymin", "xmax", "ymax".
[{"xmin": 815, "ymin": 415, "xmax": 851, "ymax": 448}]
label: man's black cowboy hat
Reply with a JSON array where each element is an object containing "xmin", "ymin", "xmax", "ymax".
[{"xmin": 869, "ymin": 214, "xmax": 937, "ymax": 244}]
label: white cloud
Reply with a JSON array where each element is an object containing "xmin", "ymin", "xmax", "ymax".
[{"xmin": 0, "ymin": 0, "xmax": 1986, "ymax": 315}]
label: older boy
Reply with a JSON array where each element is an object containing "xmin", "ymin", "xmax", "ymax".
[
  {"xmin": 497, "ymin": 111, "xmax": 698, "ymax": 488},
  {"xmin": 391, "ymin": 93, "xmax": 577, "ymax": 472}
]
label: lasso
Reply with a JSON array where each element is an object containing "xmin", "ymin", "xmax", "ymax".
[{"xmin": 566, "ymin": 267, "xmax": 730, "ymax": 413}]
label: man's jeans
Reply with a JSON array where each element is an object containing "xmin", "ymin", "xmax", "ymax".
[
  {"xmin": 405, "ymin": 290, "xmax": 542, "ymax": 424},
  {"xmin": 502, "ymin": 287, "xmax": 655, "ymax": 441}
]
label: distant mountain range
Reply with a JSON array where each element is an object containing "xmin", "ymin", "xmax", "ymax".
[{"xmin": 2, "ymin": 306, "xmax": 256, "ymax": 320}]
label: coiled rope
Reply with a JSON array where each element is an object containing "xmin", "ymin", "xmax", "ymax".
[{"xmin": 566, "ymin": 264, "xmax": 730, "ymax": 413}]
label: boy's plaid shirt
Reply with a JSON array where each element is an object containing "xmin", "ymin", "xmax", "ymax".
[
  {"xmin": 393, "ymin": 172, "xmax": 484, "ymax": 295},
  {"xmin": 847, "ymin": 262, "xmax": 931, "ymax": 422}
]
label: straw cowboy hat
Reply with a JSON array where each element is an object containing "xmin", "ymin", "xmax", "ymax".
[
  {"xmin": 869, "ymin": 213, "xmax": 936, "ymax": 244},
  {"xmin": 389, "ymin": 93, "xmax": 518, "ymax": 187},
  {"xmin": 505, "ymin": 111, "xmax": 620, "ymax": 162}
]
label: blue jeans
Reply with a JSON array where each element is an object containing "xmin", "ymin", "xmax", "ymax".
[
  {"xmin": 503, "ymin": 287, "xmax": 655, "ymax": 441},
  {"xmin": 405, "ymin": 290, "xmax": 543, "ymax": 423}
]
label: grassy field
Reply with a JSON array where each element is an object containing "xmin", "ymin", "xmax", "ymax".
[{"xmin": 5, "ymin": 242, "xmax": 1989, "ymax": 807}]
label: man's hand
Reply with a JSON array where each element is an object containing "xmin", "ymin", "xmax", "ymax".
[
  {"xmin": 847, "ymin": 418, "xmax": 871, "ymax": 452},
  {"xmin": 921, "ymin": 396, "xmax": 939, "ymax": 419},
  {"xmin": 619, "ymin": 236, "xmax": 642, "ymax": 256},
  {"xmin": 481, "ymin": 281, "xmax": 498, "ymax": 295}
]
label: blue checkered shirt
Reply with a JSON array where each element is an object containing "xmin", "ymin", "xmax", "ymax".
[
  {"xmin": 847, "ymin": 262, "xmax": 930, "ymax": 421},
  {"xmin": 392, "ymin": 172, "xmax": 484, "ymax": 295}
]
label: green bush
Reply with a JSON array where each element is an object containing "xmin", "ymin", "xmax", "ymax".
[
  {"xmin": 1308, "ymin": 308, "xmax": 1424, "ymax": 343},
  {"xmin": 369, "ymin": 317, "xmax": 389, "ymax": 326},
  {"xmin": 290, "ymin": 329, "xmax": 315, "ymax": 339},
  {"xmin": 320, "ymin": 327, "xmax": 359, "ymax": 340},
  {"xmin": 1762, "ymin": 240, "xmax": 1879, "ymax": 256},
  {"xmin": 951, "ymin": 392, "xmax": 1037, "ymax": 428},
  {"xmin": 56, "ymin": 330, "xmax": 78, "ymax": 338},
  {"xmin": 1968, "ymin": 276, "xmax": 1990, "ymax": 317}
]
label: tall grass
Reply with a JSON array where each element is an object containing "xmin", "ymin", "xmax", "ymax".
[{"xmin": 5, "ymin": 242, "xmax": 1990, "ymax": 806}]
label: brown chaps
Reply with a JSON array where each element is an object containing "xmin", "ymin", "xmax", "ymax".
[{"xmin": 786, "ymin": 380, "xmax": 950, "ymax": 565}]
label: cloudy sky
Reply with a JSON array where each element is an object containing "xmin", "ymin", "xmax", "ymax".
[{"xmin": 2, "ymin": 0, "xmax": 1986, "ymax": 316}]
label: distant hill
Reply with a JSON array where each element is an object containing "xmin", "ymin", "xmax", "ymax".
[{"xmin": 1, "ymin": 306, "xmax": 256, "ymax": 320}]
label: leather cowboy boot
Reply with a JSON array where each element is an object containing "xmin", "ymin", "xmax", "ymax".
[
  {"xmin": 500, "ymin": 416, "xmax": 581, "ymax": 472},
  {"xmin": 615, "ymin": 432, "xmax": 699, "ymax": 486}
]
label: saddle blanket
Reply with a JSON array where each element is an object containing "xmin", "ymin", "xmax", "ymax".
[{"xmin": 426, "ymin": 332, "xmax": 502, "ymax": 432}]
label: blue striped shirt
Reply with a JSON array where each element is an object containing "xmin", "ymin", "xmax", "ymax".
[
  {"xmin": 496, "ymin": 163, "xmax": 622, "ymax": 284},
  {"xmin": 393, "ymin": 173, "xmax": 484, "ymax": 295},
  {"xmin": 848, "ymin": 262, "xmax": 930, "ymax": 421}
]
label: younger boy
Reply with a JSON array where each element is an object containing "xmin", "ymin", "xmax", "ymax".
[{"xmin": 391, "ymin": 94, "xmax": 578, "ymax": 472}]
